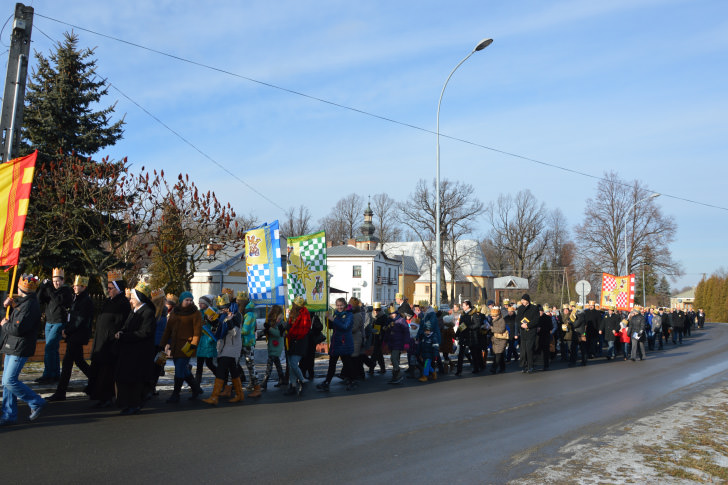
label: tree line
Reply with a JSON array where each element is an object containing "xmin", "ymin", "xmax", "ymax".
[
  {"xmin": 16, "ymin": 32, "xmax": 686, "ymax": 303},
  {"xmin": 694, "ymin": 271, "xmax": 728, "ymax": 322}
]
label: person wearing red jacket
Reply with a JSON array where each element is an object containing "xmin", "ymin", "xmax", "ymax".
[{"xmin": 286, "ymin": 296, "xmax": 311, "ymax": 396}]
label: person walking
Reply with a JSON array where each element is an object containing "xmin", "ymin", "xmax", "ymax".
[
  {"xmin": 47, "ymin": 276, "xmax": 94, "ymax": 402},
  {"xmin": 317, "ymin": 297, "xmax": 354, "ymax": 392},
  {"xmin": 517, "ymin": 294, "xmax": 539, "ymax": 373},
  {"xmin": 88, "ymin": 270, "xmax": 131, "ymax": 408},
  {"xmin": 36, "ymin": 268, "xmax": 72, "ymax": 384},
  {"xmin": 114, "ymin": 282, "xmax": 156, "ymax": 415},
  {"xmin": 202, "ymin": 294, "xmax": 245, "ymax": 405},
  {"xmin": 1, "ymin": 275, "xmax": 46, "ymax": 425},
  {"xmin": 159, "ymin": 291, "xmax": 203, "ymax": 403},
  {"xmin": 260, "ymin": 305, "xmax": 285, "ymax": 391}
]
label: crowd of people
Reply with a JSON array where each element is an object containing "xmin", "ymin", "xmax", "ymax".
[{"xmin": 0, "ymin": 268, "xmax": 707, "ymax": 425}]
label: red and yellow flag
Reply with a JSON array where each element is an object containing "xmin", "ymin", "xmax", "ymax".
[{"xmin": 0, "ymin": 151, "xmax": 37, "ymax": 266}]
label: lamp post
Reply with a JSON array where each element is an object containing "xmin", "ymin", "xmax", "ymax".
[
  {"xmin": 624, "ymin": 193, "xmax": 660, "ymax": 275},
  {"xmin": 436, "ymin": 37, "xmax": 492, "ymax": 309}
]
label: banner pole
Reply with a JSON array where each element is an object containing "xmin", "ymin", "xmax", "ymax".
[{"xmin": 5, "ymin": 265, "xmax": 18, "ymax": 318}]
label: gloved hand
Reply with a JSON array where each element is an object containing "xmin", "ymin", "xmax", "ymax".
[
  {"xmin": 433, "ymin": 343, "xmax": 439, "ymax": 349},
  {"xmin": 189, "ymin": 344, "xmax": 197, "ymax": 350},
  {"xmin": 404, "ymin": 344, "xmax": 410, "ymax": 352}
]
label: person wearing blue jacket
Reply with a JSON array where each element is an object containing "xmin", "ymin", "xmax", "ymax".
[{"xmin": 316, "ymin": 297, "xmax": 354, "ymax": 392}]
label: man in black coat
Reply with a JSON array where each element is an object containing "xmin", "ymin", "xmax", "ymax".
[
  {"xmin": 36, "ymin": 268, "xmax": 73, "ymax": 384},
  {"xmin": 456, "ymin": 300, "xmax": 484, "ymax": 374},
  {"xmin": 584, "ymin": 301, "xmax": 601, "ymax": 358},
  {"xmin": 88, "ymin": 272, "xmax": 131, "ymax": 407},
  {"xmin": 570, "ymin": 306, "xmax": 588, "ymax": 366},
  {"xmin": 1, "ymin": 275, "xmax": 46, "ymax": 425},
  {"xmin": 697, "ymin": 309, "xmax": 706, "ymax": 329},
  {"xmin": 48, "ymin": 276, "xmax": 95, "ymax": 401},
  {"xmin": 672, "ymin": 308, "xmax": 685, "ymax": 345},
  {"xmin": 516, "ymin": 294, "xmax": 539, "ymax": 373},
  {"xmin": 600, "ymin": 307, "xmax": 621, "ymax": 360},
  {"xmin": 628, "ymin": 306, "xmax": 646, "ymax": 360}
]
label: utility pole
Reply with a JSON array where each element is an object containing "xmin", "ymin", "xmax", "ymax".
[{"xmin": 0, "ymin": 3, "xmax": 34, "ymax": 163}]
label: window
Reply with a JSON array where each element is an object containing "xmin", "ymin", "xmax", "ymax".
[
  {"xmin": 353, "ymin": 288, "xmax": 361, "ymax": 299},
  {"xmin": 376, "ymin": 288, "xmax": 382, "ymax": 301},
  {"xmin": 353, "ymin": 265, "xmax": 361, "ymax": 278}
]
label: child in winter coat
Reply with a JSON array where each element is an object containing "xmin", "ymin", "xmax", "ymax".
[
  {"xmin": 196, "ymin": 295, "xmax": 219, "ymax": 385},
  {"xmin": 619, "ymin": 319, "xmax": 631, "ymax": 360},
  {"xmin": 417, "ymin": 321, "xmax": 440, "ymax": 382},
  {"xmin": 261, "ymin": 305, "xmax": 285, "ymax": 390}
]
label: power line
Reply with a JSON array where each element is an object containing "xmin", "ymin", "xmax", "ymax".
[
  {"xmin": 33, "ymin": 25, "xmax": 286, "ymax": 212},
  {"xmin": 33, "ymin": 12, "xmax": 728, "ymax": 213}
]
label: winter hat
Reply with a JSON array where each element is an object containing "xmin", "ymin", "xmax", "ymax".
[
  {"xmin": 398, "ymin": 302, "xmax": 414, "ymax": 318},
  {"xmin": 199, "ymin": 295, "xmax": 215, "ymax": 309},
  {"xmin": 179, "ymin": 291, "xmax": 193, "ymax": 304},
  {"xmin": 521, "ymin": 293, "xmax": 531, "ymax": 303}
]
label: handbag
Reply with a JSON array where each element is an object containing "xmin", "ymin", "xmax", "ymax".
[{"xmin": 154, "ymin": 351, "xmax": 167, "ymax": 366}]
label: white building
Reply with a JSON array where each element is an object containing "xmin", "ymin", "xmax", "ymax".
[{"xmin": 326, "ymin": 245, "xmax": 401, "ymax": 306}]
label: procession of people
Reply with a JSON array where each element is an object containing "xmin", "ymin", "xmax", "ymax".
[{"xmin": 0, "ymin": 269, "xmax": 707, "ymax": 425}]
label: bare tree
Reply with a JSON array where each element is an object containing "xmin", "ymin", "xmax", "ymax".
[
  {"xmin": 574, "ymin": 171, "xmax": 680, "ymax": 277},
  {"xmin": 281, "ymin": 205, "xmax": 312, "ymax": 238},
  {"xmin": 371, "ymin": 193, "xmax": 401, "ymax": 246},
  {"xmin": 320, "ymin": 193, "xmax": 364, "ymax": 245},
  {"xmin": 485, "ymin": 189, "xmax": 549, "ymax": 281},
  {"xmin": 397, "ymin": 179, "xmax": 484, "ymax": 303}
]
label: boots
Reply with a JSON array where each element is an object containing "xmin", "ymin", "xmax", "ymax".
[
  {"xmin": 202, "ymin": 378, "xmax": 225, "ymax": 405},
  {"xmin": 185, "ymin": 376, "xmax": 204, "ymax": 400},
  {"xmin": 248, "ymin": 384, "xmax": 262, "ymax": 398},
  {"xmin": 431, "ymin": 371, "xmax": 438, "ymax": 380},
  {"xmin": 166, "ymin": 378, "xmax": 183, "ymax": 403},
  {"xmin": 220, "ymin": 384, "xmax": 232, "ymax": 397},
  {"xmin": 228, "ymin": 377, "xmax": 245, "ymax": 403},
  {"xmin": 418, "ymin": 374, "xmax": 429, "ymax": 382},
  {"xmin": 260, "ymin": 376, "xmax": 268, "ymax": 392},
  {"xmin": 387, "ymin": 370, "xmax": 400, "ymax": 384}
]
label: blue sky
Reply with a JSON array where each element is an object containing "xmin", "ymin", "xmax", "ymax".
[{"xmin": 7, "ymin": 0, "xmax": 727, "ymax": 291}]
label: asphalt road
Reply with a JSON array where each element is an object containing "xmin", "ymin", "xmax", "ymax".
[{"xmin": 2, "ymin": 324, "xmax": 726, "ymax": 484}]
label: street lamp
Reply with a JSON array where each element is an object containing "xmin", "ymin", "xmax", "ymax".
[
  {"xmin": 624, "ymin": 193, "xmax": 660, "ymax": 276},
  {"xmin": 436, "ymin": 37, "xmax": 493, "ymax": 309}
]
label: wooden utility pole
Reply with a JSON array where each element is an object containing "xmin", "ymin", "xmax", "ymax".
[{"xmin": 0, "ymin": 3, "xmax": 34, "ymax": 163}]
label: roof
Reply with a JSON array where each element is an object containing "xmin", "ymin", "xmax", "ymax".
[
  {"xmin": 415, "ymin": 267, "xmax": 470, "ymax": 283},
  {"xmin": 672, "ymin": 287, "xmax": 696, "ymax": 299},
  {"xmin": 493, "ymin": 276, "xmax": 530, "ymax": 290},
  {"xmin": 381, "ymin": 240, "xmax": 493, "ymax": 278},
  {"xmin": 326, "ymin": 245, "xmax": 400, "ymax": 264},
  {"xmin": 389, "ymin": 255, "xmax": 420, "ymax": 275}
]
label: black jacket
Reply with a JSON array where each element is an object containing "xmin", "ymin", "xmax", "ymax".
[
  {"xmin": 628, "ymin": 313, "xmax": 645, "ymax": 337},
  {"xmin": 516, "ymin": 304, "xmax": 539, "ymax": 340},
  {"xmin": 92, "ymin": 294, "xmax": 132, "ymax": 363},
  {"xmin": 66, "ymin": 289, "xmax": 95, "ymax": 345},
  {"xmin": 600, "ymin": 313, "xmax": 621, "ymax": 342},
  {"xmin": 115, "ymin": 303, "xmax": 156, "ymax": 384},
  {"xmin": 38, "ymin": 281, "xmax": 73, "ymax": 324},
  {"xmin": 1, "ymin": 292, "xmax": 42, "ymax": 357}
]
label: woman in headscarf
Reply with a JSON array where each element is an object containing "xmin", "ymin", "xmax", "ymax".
[
  {"xmin": 114, "ymin": 282, "xmax": 156, "ymax": 415},
  {"xmin": 88, "ymin": 270, "xmax": 131, "ymax": 408}
]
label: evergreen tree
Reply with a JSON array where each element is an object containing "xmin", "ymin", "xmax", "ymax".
[
  {"xmin": 21, "ymin": 31, "xmax": 124, "ymax": 165},
  {"xmin": 18, "ymin": 31, "xmax": 131, "ymax": 284}
]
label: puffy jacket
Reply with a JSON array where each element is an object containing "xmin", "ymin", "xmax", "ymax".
[
  {"xmin": 242, "ymin": 301, "xmax": 257, "ymax": 348},
  {"xmin": 384, "ymin": 316, "xmax": 409, "ymax": 351},
  {"xmin": 265, "ymin": 319, "xmax": 285, "ymax": 358},
  {"xmin": 216, "ymin": 312, "xmax": 243, "ymax": 359},
  {"xmin": 329, "ymin": 310, "xmax": 353, "ymax": 356},
  {"xmin": 1, "ymin": 292, "xmax": 42, "ymax": 357},
  {"xmin": 197, "ymin": 323, "xmax": 218, "ymax": 358}
]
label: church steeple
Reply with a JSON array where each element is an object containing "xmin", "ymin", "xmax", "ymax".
[{"xmin": 356, "ymin": 199, "xmax": 380, "ymax": 250}]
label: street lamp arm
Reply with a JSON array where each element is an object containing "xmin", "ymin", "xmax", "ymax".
[{"xmin": 435, "ymin": 38, "xmax": 492, "ymax": 309}]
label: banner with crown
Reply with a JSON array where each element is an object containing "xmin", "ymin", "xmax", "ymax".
[
  {"xmin": 244, "ymin": 220, "xmax": 286, "ymax": 305},
  {"xmin": 600, "ymin": 273, "xmax": 635, "ymax": 312},
  {"xmin": 0, "ymin": 151, "xmax": 37, "ymax": 266},
  {"xmin": 286, "ymin": 231, "xmax": 327, "ymax": 311}
]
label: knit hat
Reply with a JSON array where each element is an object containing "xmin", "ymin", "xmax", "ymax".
[
  {"xmin": 199, "ymin": 295, "xmax": 214, "ymax": 309},
  {"xmin": 398, "ymin": 302, "xmax": 414, "ymax": 318},
  {"xmin": 179, "ymin": 291, "xmax": 193, "ymax": 304}
]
